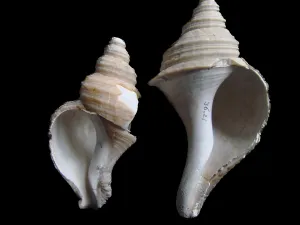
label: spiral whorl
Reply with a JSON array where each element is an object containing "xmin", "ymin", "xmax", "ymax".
[
  {"xmin": 149, "ymin": 0, "xmax": 246, "ymax": 83},
  {"xmin": 80, "ymin": 37, "xmax": 140, "ymax": 129},
  {"xmin": 182, "ymin": 0, "xmax": 226, "ymax": 33},
  {"xmin": 95, "ymin": 37, "xmax": 138, "ymax": 89}
]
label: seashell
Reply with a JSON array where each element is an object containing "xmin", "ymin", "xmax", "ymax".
[
  {"xmin": 148, "ymin": 0, "xmax": 270, "ymax": 218},
  {"xmin": 49, "ymin": 37, "xmax": 140, "ymax": 209}
]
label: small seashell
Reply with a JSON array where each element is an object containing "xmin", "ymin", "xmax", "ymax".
[
  {"xmin": 49, "ymin": 37, "xmax": 140, "ymax": 209},
  {"xmin": 149, "ymin": 0, "xmax": 270, "ymax": 218}
]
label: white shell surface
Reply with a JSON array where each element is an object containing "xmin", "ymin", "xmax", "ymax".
[
  {"xmin": 49, "ymin": 100, "xmax": 137, "ymax": 208},
  {"xmin": 148, "ymin": 0, "xmax": 270, "ymax": 218},
  {"xmin": 154, "ymin": 66, "xmax": 269, "ymax": 218},
  {"xmin": 116, "ymin": 84, "xmax": 139, "ymax": 130},
  {"xmin": 49, "ymin": 101, "xmax": 99, "ymax": 208}
]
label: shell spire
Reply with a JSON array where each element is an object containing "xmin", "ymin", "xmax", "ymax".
[
  {"xmin": 149, "ymin": 0, "xmax": 247, "ymax": 84},
  {"xmin": 80, "ymin": 37, "xmax": 140, "ymax": 130},
  {"xmin": 95, "ymin": 37, "xmax": 139, "ymax": 94},
  {"xmin": 181, "ymin": 0, "xmax": 226, "ymax": 33}
]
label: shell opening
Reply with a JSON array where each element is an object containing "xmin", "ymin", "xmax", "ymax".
[
  {"xmin": 151, "ymin": 65, "xmax": 270, "ymax": 218},
  {"xmin": 50, "ymin": 108, "xmax": 99, "ymax": 208},
  {"xmin": 204, "ymin": 66, "xmax": 270, "ymax": 179}
]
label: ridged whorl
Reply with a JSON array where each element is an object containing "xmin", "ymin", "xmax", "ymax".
[
  {"xmin": 149, "ymin": 0, "xmax": 248, "ymax": 84},
  {"xmin": 80, "ymin": 37, "xmax": 140, "ymax": 129},
  {"xmin": 95, "ymin": 37, "xmax": 138, "ymax": 91}
]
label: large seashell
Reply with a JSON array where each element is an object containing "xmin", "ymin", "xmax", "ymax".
[
  {"xmin": 49, "ymin": 37, "xmax": 140, "ymax": 209},
  {"xmin": 149, "ymin": 0, "xmax": 270, "ymax": 218}
]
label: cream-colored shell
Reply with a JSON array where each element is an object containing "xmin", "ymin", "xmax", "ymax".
[{"xmin": 80, "ymin": 37, "xmax": 140, "ymax": 129}]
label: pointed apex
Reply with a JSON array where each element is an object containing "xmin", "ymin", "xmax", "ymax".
[
  {"xmin": 148, "ymin": 0, "xmax": 243, "ymax": 84},
  {"xmin": 182, "ymin": 0, "xmax": 225, "ymax": 34},
  {"xmin": 195, "ymin": 0, "xmax": 220, "ymax": 13},
  {"xmin": 93, "ymin": 37, "xmax": 139, "ymax": 93},
  {"xmin": 102, "ymin": 37, "xmax": 130, "ymax": 64},
  {"xmin": 199, "ymin": 0, "xmax": 219, "ymax": 6},
  {"xmin": 110, "ymin": 37, "xmax": 126, "ymax": 48}
]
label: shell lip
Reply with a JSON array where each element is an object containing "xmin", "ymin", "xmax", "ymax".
[
  {"xmin": 148, "ymin": 57, "xmax": 249, "ymax": 86},
  {"xmin": 48, "ymin": 99, "xmax": 138, "ymax": 208},
  {"xmin": 49, "ymin": 99, "xmax": 137, "ymax": 138},
  {"xmin": 49, "ymin": 100, "xmax": 96, "ymax": 131},
  {"xmin": 48, "ymin": 100, "xmax": 94, "ymax": 207}
]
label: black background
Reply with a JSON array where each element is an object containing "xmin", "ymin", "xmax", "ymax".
[{"xmin": 31, "ymin": 0, "xmax": 274, "ymax": 222}]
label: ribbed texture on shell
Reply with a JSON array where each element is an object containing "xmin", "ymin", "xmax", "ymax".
[
  {"xmin": 95, "ymin": 38, "xmax": 138, "ymax": 91},
  {"xmin": 80, "ymin": 37, "xmax": 140, "ymax": 128},
  {"xmin": 104, "ymin": 120, "xmax": 137, "ymax": 155},
  {"xmin": 150, "ymin": 0, "xmax": 244, "ymax": 83}
]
